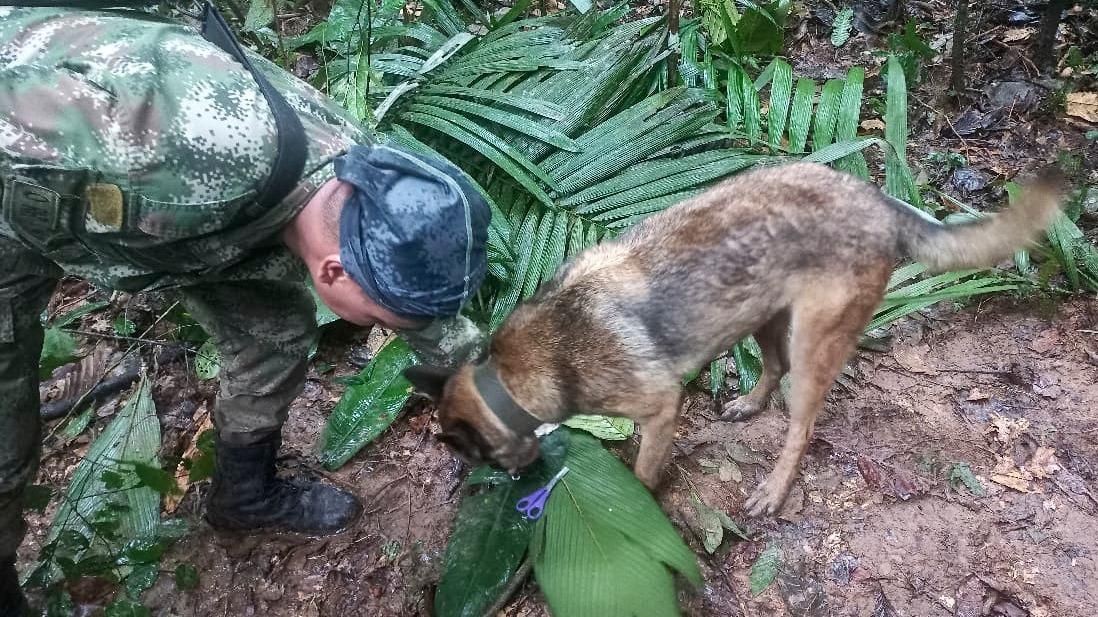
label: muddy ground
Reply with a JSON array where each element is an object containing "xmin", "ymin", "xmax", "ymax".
[{"xmin": 15, "ymin": 0, "xmax": 1098, "ymax": 615}]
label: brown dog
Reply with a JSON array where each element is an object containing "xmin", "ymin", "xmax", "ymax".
[{"xmin": 406, "ymin": 162, "xmax": 1061, "ymax": 517}]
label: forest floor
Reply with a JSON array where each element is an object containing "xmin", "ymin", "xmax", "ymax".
[{"xmin": 15, "ymin": 0, "xmax": 1098, "ymax": 615}]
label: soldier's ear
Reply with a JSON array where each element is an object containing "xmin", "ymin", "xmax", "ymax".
[{"xmin": 404, "ymin": 365, "xmax": 456, "ymax": 400}]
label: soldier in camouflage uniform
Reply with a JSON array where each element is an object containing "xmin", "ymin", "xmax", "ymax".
[{"xmin": 0, "ymin": 8, "xmax": 490, "ymax": 614}]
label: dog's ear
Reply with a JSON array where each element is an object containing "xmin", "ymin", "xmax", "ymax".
[{"xmin": 403, "ymin": 365, "xmax": 456, "ymax": 400}]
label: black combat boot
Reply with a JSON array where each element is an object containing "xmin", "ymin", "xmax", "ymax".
[
  {"xmin": 205, "ymin": 432, "xmax": 363, "ymax": 535},
  {"xmin": 0, "ymin": 556, "xmax": 27, "ymax": 617}
]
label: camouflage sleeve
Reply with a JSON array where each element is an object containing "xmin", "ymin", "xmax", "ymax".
[{"xmin": 399, "ymin": 314, "xmax": 486, "ymax": 368}]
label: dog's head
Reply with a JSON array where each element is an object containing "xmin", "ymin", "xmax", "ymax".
[{"xmin": 404, "ymin": 364, "xmax": 541, "ymax": 475}]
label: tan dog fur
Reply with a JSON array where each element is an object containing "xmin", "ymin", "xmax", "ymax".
[{"xmin": 406, "ymin": 162, "xmax": 1062, "ymax": 517}]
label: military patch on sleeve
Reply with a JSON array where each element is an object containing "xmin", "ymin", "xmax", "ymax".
[{"xmin": 85, "ymin": 183, "xmax": 125, "ymax": 231}]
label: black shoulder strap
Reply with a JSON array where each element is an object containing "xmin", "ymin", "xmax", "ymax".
[
  {"xmin": 199, "ymin": 1, "xmax": 306, "ymax": 213},
  {"xmin": 0, "ymin": 1, "xmax": 308, "ymax": 212}
]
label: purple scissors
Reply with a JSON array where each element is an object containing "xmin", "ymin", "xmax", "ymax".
[{"xmin": 516, "ymin": 466, "xmax": 570, "ymax": 520}]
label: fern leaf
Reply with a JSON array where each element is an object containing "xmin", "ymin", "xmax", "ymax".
[
  {"xmin": 831, "ymin": 7, "xmax": 854, "ymax": 47},
  {"xmin": 401, "ymin": 108, "xmax": 556, "ymax": 205},
  {"xmin": 767, "ymin": 59, "xmax": 793, "ymax": 151},
  {"xmin": 787, "ymin": 78, "xmax": 816, "ymax": 154},
  {"xmin": 812, "ymin": 78, "xmax": 844, "ymax": 151},
  {"xmin": 834, "ymin": 67, "xmax": 868, "ymax": 178}
]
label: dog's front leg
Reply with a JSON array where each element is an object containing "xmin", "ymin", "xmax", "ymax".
[{"xmin": 632, "ymin": 394, "xmax": 682, "ymax": 491}]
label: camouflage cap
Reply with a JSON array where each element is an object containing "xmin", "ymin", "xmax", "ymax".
[{"xmin": 334, "ymin": 144, "xmax": 490, "ymax": 320}]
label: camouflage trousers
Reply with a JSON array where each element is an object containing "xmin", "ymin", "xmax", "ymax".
[{"xmin": 0, "ymin": 235, "xmax": 317, "ymax": 557}]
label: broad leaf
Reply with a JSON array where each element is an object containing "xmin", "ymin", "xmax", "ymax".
[
  {"xmin": 194, "ymin": 340, "xmax": 220, "ymax": 381},
  {"xmin": 562, "ymin": 414, "xmax": 635, "ymax": 440},
  {"xmin": 533, "ymin": 430, "xmax": 701, "ymax": 617},
  {"xmin": 113, "ymin": 316, "xmax": 136, "ymax": 337},
  {"xmin": 174, "ymin": 563, "xmax": 200, "ymax": 590},
  {"xmin": 732, "ymin": 336, "xmax": 763, "ymax": 394},
  {"xmin": 750, "ymin": 545, "xmax": 781, "ymax": 595},
  {"xmin": 310, "ymin": 283, "xmax": 341, "ymax": 327},
  {"xmin": 949, "ymin": 462, "xmax": 986, "ymax": 497},
  {"xmin": 318, "ymin": 337, "xmax": 418, "ymax": 469},
  {"xmin": 59, "ymin": 406, "xmax": 94, "ymax": 443},
  {"xmin": 243, "ymin": 0, "xmax": 274, "ymax": 32},
  {"xmin": 435, "ymin": 432, "xmax": 568, "ymax": 617},
  {"xmin": 39, "ymin": 376, "xmax": 161, "ymax": 586},
  {"xmin": 690, "ymin": 494, "xmax": 725, "ymax": 554},
  {"xmin": 40, "ymin": 326, "xmax": 77, "ymax": 379}
]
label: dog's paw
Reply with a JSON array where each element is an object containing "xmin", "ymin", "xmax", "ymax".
[
  {"xmin": 719, "ymin": 397, "xmax": 765, "ymax": 422},
  {"xmin": 744, "ymin": 478, "xmax": 790, "ymax": 517}
]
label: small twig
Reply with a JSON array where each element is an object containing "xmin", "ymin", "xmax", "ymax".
[
  {"xmin": 949, "ymin": 0, "xmax": 970, "ymax": 98},
  {"xmin": 483, "ymin": 557, "xmax": 534, "ymax": 617},
  {"xmin": 48, "ymin": 290, "xmax": 98, "ymax": 322},
  {"xmin": 666, "ymin": 0, "xmax": 680, "ymax": 86},
  {"xmin": 1053, "ymin": 478, "xmax": 1098, "ymax": 509},
  {"xmin": 62, "ymin": 329, "xmax": 187, "ymax": 349},
  {"xmin": 934, "ymin": 368, "xmax": 1011, "ymax": 376},
  {"xmin": 363, "ymin": 474, "xmax": 409, "ymax": 515}
]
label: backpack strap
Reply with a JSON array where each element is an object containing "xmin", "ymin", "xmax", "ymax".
[{"xmin": 198, "ymin": 1, "xmax": 306, "ymax": 215}]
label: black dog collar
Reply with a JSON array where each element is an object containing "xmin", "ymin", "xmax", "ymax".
[{"xmin": 473, "ymin": 359, "xmax": 543, "ymax": 436}]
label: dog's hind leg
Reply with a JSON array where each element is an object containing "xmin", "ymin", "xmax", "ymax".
[
  {"xmin": 632, "ymin": 391, "xmax": 684, "ymax": 491},
  {"xmin": 720, "ymin": 309, "xmax": 791, "ymax": 422},
  {"xmin": 744, "ymin": 277, "xmax": 885, "ymax": 517}
]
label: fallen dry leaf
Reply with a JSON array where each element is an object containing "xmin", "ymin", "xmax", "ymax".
[
  {"xmin": 991, "ymin": 473, "xmax": 1035, "ymax": 493},
  {"xmin": 990, "ymin": 457, "xmax": 1038, "ymax": 494},
  {"xmin": 856, "ymin": 456, "xmax": 922, "ymax": 500},
  {"xmin": 1026, "ymin": 446, "xmax": 1060, "ymax": 479},
  {"xmin": 860, "ymin": 118, "xmax": 886, "ymax": 132},
  {"xmin": 1001, "ymin": 27, "xmax": 1033, "ymax": 42},
  {"xmin": 165, "ymin": 408, "xmax": 212, "ymax": 514},
  {"xmin": 725, "ymin": 441, "xmax": 760, "ymax": 465},
  {"xmin": 1032, "ymin": 372, "xmax": 1062, "ymax": 399},
  {"xmin": 1066, "ymin": 92, "xmax": 1098, "ymax": 123},
  {"xmin": 989, "ymin": 415, "xmax": 1031, "ymax": 446},
  {"xmin": 719, "ymin": 460, "xmax": 742, "ymax": 483},
  {"xmin": 893, "ymin": 346, "xmax": 938, "ymax": 375},
  {"xmin": 967, "ymin": 387, "xmax": 991, "ymax": 401}
]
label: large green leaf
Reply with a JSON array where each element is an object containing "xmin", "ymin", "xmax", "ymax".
[
  {"xmin": 533, "ymin": 430, "xmax": 701, "ymax": 617},
  {"xmin": 731, "ymin": 336, "xmax": 762, "ymax": 394},
  {"xmin": 317, "ymin": 337, "xmax": 418, "ymax": 469},
  {"xmin": 40, "ymin": 326, "xmax": 77, "ymax": 379},
  {"xmin": 435, "ymin": 433, "xmax": 569, "ymax": 617},
  {"xmin": 766, "ymin": 58, "xmax": 792, "ymax": 151},
  {"xmin": 786, "ymin": 78, "xmax": 815, "ymax": 154},
  {"xmin": 833, "ymin": 67, "xmax": 868, "ymax": 177},
  {"xmin": 562, "ymin": 414, "xmax": 635, "ymax": 440},
  {"xmin": 38, "ymin": 376, "xmax": 161, "ymax": 585},
  {"xmin": 749, "ymin": 545, "xmax": 781, "ymax": 595},
  {"xmin": 867, "ymin": 269, "xmax": 1019, "ymax": 332}
]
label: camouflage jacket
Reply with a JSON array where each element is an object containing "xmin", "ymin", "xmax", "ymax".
[{"xmin": 0, "ymin": 7, "xmax": 373, "ymax": 292}]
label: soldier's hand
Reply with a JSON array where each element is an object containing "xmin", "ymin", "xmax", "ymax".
[{"xmin": 399, "ymin": 314, "xmax": 485, "ymax": 368}]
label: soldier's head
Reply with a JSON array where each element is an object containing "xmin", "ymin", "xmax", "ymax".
[{"xmin": 301, "ymin": 144, "xmax": 491, "ymax": 331}]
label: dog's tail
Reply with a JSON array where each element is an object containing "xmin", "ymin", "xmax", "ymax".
[{"xmin": 892, "ymin": 170, "xmax": 1063, "ymax": 273}]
